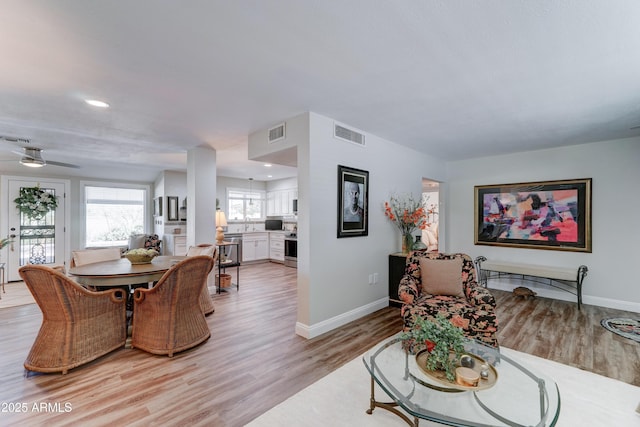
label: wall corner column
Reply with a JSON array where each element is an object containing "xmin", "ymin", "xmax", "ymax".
[{"xmin": 187, "ymin": 146, "xmax": 217, "ymax": 247}]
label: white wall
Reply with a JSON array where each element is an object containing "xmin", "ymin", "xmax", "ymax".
[
  {"xmin": 248, "ymin": 114, "xmax": 301, "ymax": 167},
  {"xmin": 446, "ymin": 137, "xmax": 640, "ymax": 312},
  {"xmin": 163, "ymin": 170, "xmax": 187, "ymax": 201},
  {"xmin": 153, "ymin": 170, "xmax": 188, "ymax": 235},
  {"xmin": 266, "ymin": 177, "xmax": 297, "ymax": 192},
  {"xmin": 296, "ymin": 112, "xmax": 447, "ymax": 337}
]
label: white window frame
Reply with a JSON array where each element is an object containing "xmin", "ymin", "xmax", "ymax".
[
  {"xmin": 227, "ymin": 187, "xmax": 266, "ymax": 220},
  {"xmin": 80, "ymin": 181, "xmax": 151, "ymax": 248}
]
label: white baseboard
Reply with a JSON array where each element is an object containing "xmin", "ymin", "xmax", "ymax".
[
  {"xmin": 295, "ymin": 297, "xmax": 389, "ymax": 339},
  {"xmin": 488, "ymin": 279, "xmax": 640, "ymax": 313},
  {"xmin": 582, "ymin": 295, "xmax": 640, "ymax": 314}
]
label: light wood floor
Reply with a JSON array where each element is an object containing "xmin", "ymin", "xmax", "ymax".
[{"xmin": 0, "ymin": 263, "xmax": 637, "ymax": 426}]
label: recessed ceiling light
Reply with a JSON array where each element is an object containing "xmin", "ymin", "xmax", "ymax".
[
  {"xmin": 264, "ymin": 163, "xmax": 272, "ymax": 167},
  {"xmin": 267, "ymin": 175, "xmax": 273, "ymax": 178},
  {"xmin": 85, "ymin": 99, "xmax": 110, "ymax": 108}
]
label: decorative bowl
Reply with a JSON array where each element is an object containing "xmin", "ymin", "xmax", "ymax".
[
  {"xmin": 124, "ymin": 249, "xmax": 159, "ymax": 264},
  {"xmin": 414, "ymin": 351, "xmax": 498, "ymax": 392}
]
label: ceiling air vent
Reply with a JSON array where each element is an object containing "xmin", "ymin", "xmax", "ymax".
[
  {"xmin": 268, "ymin": 123, "xmax": 286, "ymax": 143},
  {"xmin": 0, "ymin": 135, "xmax": 31, "ymax": 144},
  {"xmin": 334, "ymin": 124, "xmax": 365, "ymax": 147}
]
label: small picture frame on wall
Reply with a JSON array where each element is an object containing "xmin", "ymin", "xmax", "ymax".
[
  {"xmin": 153, "ymin": 197, "xmax": 162, "ymax": 217},
  {"xmin": 337, "ymin": 165, "xmax": 369, "ymax": 238},
  {"xmin": 167, "ymin": 196, "xmax": 179, "ymax": 221},
  {"xmin": 474, "ymin": 178, "xmax": 592, "ymax": 252}
]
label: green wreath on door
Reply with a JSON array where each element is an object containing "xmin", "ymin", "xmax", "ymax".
[{"xmin": 13, "ymin": 185, "xmax": 59, "ymax": 221}]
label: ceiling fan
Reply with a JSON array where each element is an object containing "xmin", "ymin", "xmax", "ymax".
[
  {"xmin": 0, "ymin": 135, "xmax": 81, "ymax": 169},
  {"xmin": 4, "ymin": 147, "xmax": 81, "ymax": 169}
]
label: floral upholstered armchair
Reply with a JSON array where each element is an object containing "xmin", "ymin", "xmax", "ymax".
[{"xmin": 398, "ymin": 252, "xmax": 498, "ymax": 352}]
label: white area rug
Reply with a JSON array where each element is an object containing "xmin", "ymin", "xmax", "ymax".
[{"xmin": 247, "ymin": 347, "xmax": 640, "ymax": 426}]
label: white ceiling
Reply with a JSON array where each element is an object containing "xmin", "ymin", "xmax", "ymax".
[{"xmin": 1, "ymin": 1, "xmax": 639, "ymax": 182}]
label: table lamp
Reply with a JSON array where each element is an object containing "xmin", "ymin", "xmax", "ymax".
[{"xmin": 215, "ymin": 210, "xmax": 227, "ymax": 244}]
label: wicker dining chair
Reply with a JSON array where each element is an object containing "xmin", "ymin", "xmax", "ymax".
[
  {"xmin": 70, "ymin": 247, "xmax": 122, "ymax": 268},
  {"xmin": 69, "ymin": 247, "xmax": 123, "ymax": 291},
  {"xmin": 131, "ymin": 256, "xmax": 214, "ymax": 357},
  {"xmin": 19, "ymin": 265, "xmax": 127, "ymax": 374},
  {"xmin": 185, "ymin": 244, "xmax": 218, "ymax": 315}
]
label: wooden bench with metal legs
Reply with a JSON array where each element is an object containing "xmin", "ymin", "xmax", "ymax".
[{"xmin": 475, "ymin": 256, "xmax": 588, "ymax": 310}]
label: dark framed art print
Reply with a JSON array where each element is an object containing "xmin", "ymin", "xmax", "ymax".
[{"xmin": 337, "ymin": 165, "xmax": 369, "ymax": 238}]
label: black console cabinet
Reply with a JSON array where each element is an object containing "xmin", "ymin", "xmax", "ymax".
[{"xmin": 388, "ymin": 253, "xmax": 408, "ymax": 308}]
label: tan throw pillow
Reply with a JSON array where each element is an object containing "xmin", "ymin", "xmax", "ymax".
[
  {"xmin": 186, "ymin": 245, "xmax": 215, "ymax": 257},
  {"xmin": 419, "ymin": 257, "xmax": 464, "ymax": 297},
  {"xmin": 128, "ymin": 234, "xmax": 147, "ymax": 250}
]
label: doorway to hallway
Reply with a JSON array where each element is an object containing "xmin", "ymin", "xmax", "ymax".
[{"xmin": 421, "ymin": 178, "xmax": 440, "ymax": 252}]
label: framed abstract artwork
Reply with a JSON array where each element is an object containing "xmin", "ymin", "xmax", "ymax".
[
  {"xmin": 337, "ymin": 165, "xmax": 369, "ymax": 238},
  {"xmin": 474, "ymin": 178, "xmax": 592, "ymax": 252}
]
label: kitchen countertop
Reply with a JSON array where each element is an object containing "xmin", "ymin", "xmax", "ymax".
[{"xmin": 226, "ymin": 221, "xmax": 296, "ymax": 234}]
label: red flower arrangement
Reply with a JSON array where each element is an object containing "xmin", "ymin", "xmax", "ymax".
[
  {"xmin": 384, "ymin": 193, "xmax": 428, "ymax": 235},
  {"xmin": 384, "ymin": 193, "xmax": 427, "ymax": 252}
]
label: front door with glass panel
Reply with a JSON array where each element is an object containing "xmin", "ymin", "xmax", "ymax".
[{"xmin": 6, "ymin": 179, "xmax": 67, "ymax": 282}]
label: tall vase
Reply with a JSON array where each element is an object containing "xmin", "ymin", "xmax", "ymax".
[{"xmin": 402, "ymin": 233, "xmax": 414, "ymax": 255}]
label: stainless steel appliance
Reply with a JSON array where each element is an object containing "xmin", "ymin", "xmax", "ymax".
[
  {"xmin": 284, "ymin": 233, "xmax": 297, "ymax": 268},
  {"xmin": 221, "ymin": 233, "xmax": 242, "ymax": 265},
  {"xmin": 265, "ymin": 219, "xmax": 283, "ymax": 230}
]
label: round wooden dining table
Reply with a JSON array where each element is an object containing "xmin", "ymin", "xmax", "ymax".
[
  {"xmin": 69, "ymin": 255, "xmax": 187, "ymax": 349},
  {"xmin": 69, "ymin": 255, "xmax": 187, "ymax": 287}
]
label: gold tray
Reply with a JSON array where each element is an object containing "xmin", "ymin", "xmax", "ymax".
[{"xmin": 413, "ymin": 351, "xmax": 498, "ymax": 392}]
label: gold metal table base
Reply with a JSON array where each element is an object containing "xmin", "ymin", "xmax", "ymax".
[{"xmin": 366, "ymin": 376, "xmax": 419, "ymax": 426}]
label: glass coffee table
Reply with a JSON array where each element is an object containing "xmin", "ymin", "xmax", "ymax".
[{"xmin": 363, "ymin": 334, "xmax": 560, "ymax": 426}]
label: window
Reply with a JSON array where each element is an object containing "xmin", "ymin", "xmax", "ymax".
[
  {"xmin": 83, "ymin": 184, "xmax": 147, "ymax": 247},
  {"xmin": 227, "ymin": 188, "xmax": 265, "ymax": 220}
]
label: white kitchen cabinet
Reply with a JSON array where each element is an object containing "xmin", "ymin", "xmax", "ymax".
[
  {"xmin": 163, "ymin": 234, "xmax": 187, "ymax": 256},
  {"xmin": 288, "ymin": 189, "xmax": 298, "ymax": 207},
  {"xmin": 242, "ymin": 232, "xmax": 269, "ymax": 262},
  {"xmin": 267, "ymin": 190, "xmax": 289, "ymax": 216},
  {"xmin": 279, "ymin": 191, "xmax": 289, "ymax": 215},
  {"xmin": 269, "ymin": 232, "xmax": 285, "ymax": 262},
  {"xmin": 266, "ymin": 187, "xmax": 298, "ymax": 216},
  {"xmin": 267, "ymin": 192, "xmax": 276, "ymax": 216}
]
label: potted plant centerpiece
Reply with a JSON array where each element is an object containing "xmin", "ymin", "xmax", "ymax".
[
  {"xmin": 402, "ymin": 314, "xmax": 465, "ymax": 382},
  {"xmin": 124, "ymin": 248, "xmax": 159, "ymax": 264}
]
